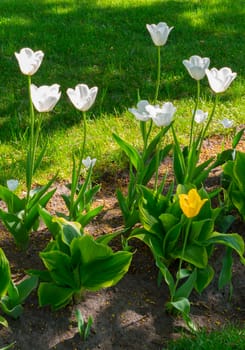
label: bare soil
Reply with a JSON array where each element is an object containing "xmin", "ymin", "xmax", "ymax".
[{"xmin": 0, "ymin": 136, "xmax": 245, "ymax": 350}]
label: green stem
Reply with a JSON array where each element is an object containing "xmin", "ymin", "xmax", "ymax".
[
  {"xmin": 189, "ymin": 80, "xmax": 200, "ymax": 149},
  {"xmin": 197, "ymin": 94, "xmax": 218, "ymax": 154},
  {"xmin": 70, "ymin": 111, "xmax": 87, "ymax": 218},
  {"xmin": 172, "ymin": 218, "xmax": 192, "ymax": 300},
  {"xmin": 154, "ymin": 46, "xmax": 161, "ymax": 103},
  {"xmin": 26, "ymin": 75, "xmax": 35, "ymax": 202}
]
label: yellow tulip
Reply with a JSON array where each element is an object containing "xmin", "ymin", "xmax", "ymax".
[{"xmin": 179, "ymin": 188, "xmax": 208, "ymax": 218}]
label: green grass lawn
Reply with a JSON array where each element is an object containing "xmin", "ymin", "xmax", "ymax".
[{"xmin": 0, "ymin": 0, "xmax": 244, "ymax": 184}]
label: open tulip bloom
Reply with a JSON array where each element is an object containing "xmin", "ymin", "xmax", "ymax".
[
  {"xmin": 128, "ymin": 100, "xmax": 152, "ymax": 122},
  {"xmin": 194, "ymin": 109, "xmax": 208, "ymax": 124},
  {"xmin": 145, "ymin": 102, "xmax": 176, "ymax": 127},
  {"xmin": 31, "ymin": 84, "xmax": 61, "ymax": 112},
  {"xmin": 205, "ymin": 67, "xmax": 237, "ymax": 93},
  {"xmin": 15, "ymin": 48, "xmax": 44, "ymax": 76},
  {"xmin": 146, "ymin": 22, "xmax": 173, "ymax": 46},
  {"xmin": 220, "ymin": 118, "xmax": 234, "ymax": 129},
  {"xmin": 183, "ymin": 55, "xmax": 210, "ymax": 80},
  {"xmin": 129, "ymin": 100, "xmax": 176, "ymax": 127},
  {"xmin": 67, "ymin": 84, "xmax": 98, "ymax": 112}
]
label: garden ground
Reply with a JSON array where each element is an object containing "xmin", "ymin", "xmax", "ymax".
[{"xmin": 0, "ymin": 135, "xmax": 244, "ymax": 350}]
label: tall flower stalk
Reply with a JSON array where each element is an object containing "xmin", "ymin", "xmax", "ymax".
[
  {"xmin": 146, "ymin": 22, "xmax": 173, "ymax": 102},
  {"xmin": 66, "ymin": 84, "xmax": 100, "ymax": 222}
]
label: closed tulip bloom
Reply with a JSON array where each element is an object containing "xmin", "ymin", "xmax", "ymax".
[
  {"xmin": 183, "ymin": 55, "xmax": 210, "ymax": 80},
  {"xmin": 220, "ymin": 118, "xmax": 234, "ymax": 128},
  {"xmin": 66, "ymin": 84, "xmax": 98, "ymax": 112},
  {"xmin": 82, "ymin": 156, "xmax": 97, "ymax": 168},
  {"xmin": 146, "ymin": 22, "xmax": 173, "ymax": 46},
  {"xmin": 128, "ymin": 100, "xmax": 151, "ymax": 122},
  {"xmin": 146, "ymin": 102, "xmax": 176, "ymax": 127},
  {"xmin": 30, "ymin": 84, "xmax": 61, "ymax": 112},
  {"xmin": 15, "ymin": 48, "xmax": 44, "ymax": 76},
  {"xmin": 179, "ymin": 188, "xmax": 208, "ymax": 218},
  {"xmin": 205, "ymin": 67, "xmax": 237, "ymax": 93},
  {"xmin": 194, "ymin": 109, "xmax": 208, "ymax": 124}
]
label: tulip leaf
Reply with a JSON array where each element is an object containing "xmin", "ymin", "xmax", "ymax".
[
  {"xmin": 38, "ymin": 282, "xmax": 74, "ymax": 310},
  {"xmin": 195, "ymin": 265, "xmax": 214, "ymax": 293},
  {"xmin": 218, "ymin": 247, "xmax": 233, "ymax": 290},
  {"xmin": 175, "ymin": 268, "xmax": 197, "ymax": 299},
  {"xmin": 112, "ymin": 132, "xmax": 141, "ymax": 170},
  {"xmin": 206, "ymin": 232, "xmax": 244, "ymax": 260},
  {"xmin": 0, "ymin": 248, "xmax": 11, "ymax": 298}
]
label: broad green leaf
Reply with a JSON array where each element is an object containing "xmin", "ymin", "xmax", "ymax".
[
  {"xmin": 6, "ymin": 280, "xmax": 19, "ymax": 306},
  {"xmin": 218, "ymin": 247, "xmax": 233, "ymax": 289},
  {"xmin": 38, "ymin": 282, "xmax": 74, "ymax": 310},
  {"xmin": 0, "ymin": 185, "xmax": 24, "ymax": 213},
  {"xmin": 0, "ymin": 300, "xmax": 23, "ymax": 319},
  {"xmin": 0, "ymin": 315, "xmax": 8, "ymax": 328},
  {"xmin": 159, "ymin": 213, "xmax": 179, "ymax": 233},
  {"xmin": 156, "ymin": 258, "xmax": 175, "ymax": 297},
  {"xmin": 79, "ymin": 251, "xmax": 132, "ymax": 290},
  {"xmin": 129, "ymin": 227, "xmax": 164, "ymax": 258},
  {"xmin": 232, "ymin": 128, "xmax": 244, "ymax": 149},
  {"xmin": 169, "ymin": 297, "xmax": 190, "ymax": 315},
  {"xmin": 175, "ymin": 269, "xmax": 197, "ymax": 299},
  {"xmin": 71, "ymin": 236, "xmax": 112, "ymax": 265},
  {"xmin": 195, "ymin": 265, "xmax": 214, "ymax": 293},
  {"xmin": 190, "ymin": 219, "xmax": 213, "ymax": 242},
  {"xmin": 77, "ymin": 205, "xmax": 103, "ymax": 227},
  {"xmin": 162, "ymin": 222, "xmax": 182, "ymax": 257},
  {"xmin": 112, "ymin": 133, "xmax": 141, "ymax": 170},
  {"xmin": 233, "ymin": 151, "xmax": 245, "ymax": 192},
  {"xmin": 0, "ymin": 248, "xmax": 11, "ymax": 297},
  {"xmin": 16, "ymin": 276, "xmax": 38, "ymax": 304},
  {"xmin": 40, "ymin": 251, "xmax": 78, "ymax": 289},
  {"xmin": 206, "ymin": 232, "xmax": 244, "ymax": 260},
  {"xmin": 172, "ymin": 244, "xmax": 208, "ymax": 269}
]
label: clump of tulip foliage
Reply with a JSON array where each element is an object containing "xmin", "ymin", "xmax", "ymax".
[{"xmin": 0, "ymin": 22, "xmax": 244, "ymax": 331}]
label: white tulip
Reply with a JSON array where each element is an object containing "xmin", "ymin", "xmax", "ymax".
[
  {"xmin": 66, "ymin": 84, "xmax": 98, "ymax": 111},
  {"xmin": 128, "ymin": 100, "xmax": 151, "ymax": 122},
  {"xmin": 183, "ymin": 55, "xmax": 210, "ymax": 80},
  {"xmin": 15, "ymin": 48, "xmax": 44, "ymax": 76},
  {"xmin": 194, "ymin": 109, "xmax": 208, "ymax": 124},
  {"xmin": 205, "ymin": 67, "xmax": 237, "ymax": 93},
  {"xmin": 82, "ymin": 156, "xmax": 97, "ymax": 168},
  {"xmin": 30, "ymin": 84, "xmax": 61, "ymax": 112},
  {"xmin": 146, "ymin": 22, "xmax": 173, "ymax": 46},
  {"xmin": 220, "ymin": 118, "xmax": 234, "ymax": 128},
  {"xmin": 146, "ymin": 102, "xmax": 176, "ymax": 127},
  {"xmin": 7, "ymin": 179, "xmax": 19, "ymax": 191}
]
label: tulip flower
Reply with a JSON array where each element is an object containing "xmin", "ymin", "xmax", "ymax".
[
  {"xmin": 220, "ymin": 118, "xmax": 234, "ymax": 128},
  {"xmin": 82, "ymin": 156, "xmax": 97, "ymax": 168},
  {"xmin": 128, "ymin": 100, "xmax": 151, "ymax": 122},
  {"xmin": 146, "ymin": 102, "xmax": 176, "ymax": 127},
  {"xmin": 30, "ymin": 84, "xmax": 61, "ymax": 112},
  {"xmin": 179, "ymin": 188, "xmax": 208, "ymax": 218},
  {"xmin": 146, "ymin": 22, "xmax": 173, "ymax": 46},
  {"xmin": 183, "ymin": 55, "xmax": 210, "ymax": 80},
  {"xmin": 67, "ymin": 84, "xmax": 98, "ymax": 112},
  {"xmin": 15, "ymin": 48, "xmax": 44, "ymax": 76},
  {"xmin": 7, "ymin": 179, "xmax": 19, "ymax": 192},
  {"xmin": 205, "ymin": 67, "xmax": 237, "ymax": 93},
  {"xmin": 194, "ymin": 109, "xmax": 208, "ymax": 124}
]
